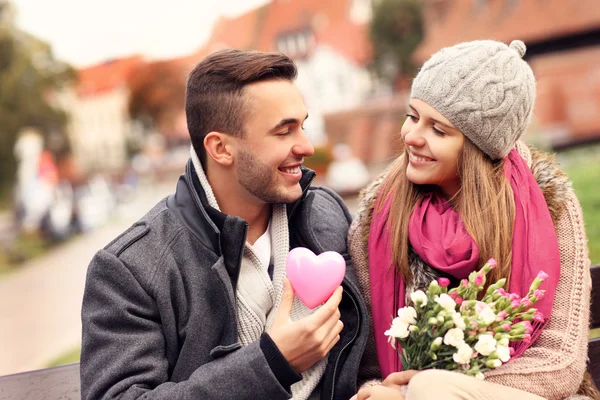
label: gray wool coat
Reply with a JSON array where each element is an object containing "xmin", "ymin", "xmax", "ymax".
[{"xmin": 80, "ymin": 160, "xmax": 369, "ymax": 400}]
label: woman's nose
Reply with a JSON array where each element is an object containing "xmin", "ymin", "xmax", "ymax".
[{"xmin": 403, "ymin": 127, "xmax": 426, "ymax": 148}]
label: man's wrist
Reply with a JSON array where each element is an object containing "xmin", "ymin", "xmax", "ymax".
[{"xmin": 259, "ymin": 332, "xmax": 302, "ymax": 389}]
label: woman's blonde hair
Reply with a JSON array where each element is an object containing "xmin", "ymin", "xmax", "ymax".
[{"xmin": 378, "ymin": 138, "xmax": 515, "ymax": 286}]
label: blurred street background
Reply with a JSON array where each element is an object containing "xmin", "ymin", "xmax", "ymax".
[{"xmin": 0, "ymin": 0, "xmax": 599, "ymax": 376}]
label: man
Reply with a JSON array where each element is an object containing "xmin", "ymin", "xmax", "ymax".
[{"xmin": 80, "ymin": 49, "xmax": 369, "ymax": 400}]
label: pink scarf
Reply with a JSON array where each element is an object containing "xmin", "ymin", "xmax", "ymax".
[{"xmin": 368, "ymin": 149, "xmax": 561, "ymax": 377}]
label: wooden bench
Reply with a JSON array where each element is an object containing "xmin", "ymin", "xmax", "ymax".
[
  {"xmin": 1, "ymin": 264, "xmax": 600, "ymax": 399},
  {"xmin": 588, "ymin": 264, "xmax": 600, "ymax": 388},
  {"xmin": 0, "ymin": 362, "xmax": 80, "ymax": 399}
]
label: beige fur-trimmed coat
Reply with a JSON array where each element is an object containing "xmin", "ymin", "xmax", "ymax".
[{"xmin": 348, "ymin": 142, "xmax": 597, "ymax": 399}]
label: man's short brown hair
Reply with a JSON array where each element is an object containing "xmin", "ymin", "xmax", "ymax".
[{"xmin": 185, "ymin": 49, "xmax": 298, "ymax": 168}]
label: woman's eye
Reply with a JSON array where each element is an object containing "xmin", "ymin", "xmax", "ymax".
[
  {"xmin": 433, "ymin": 127, "xmax": 446, "ymax": 136},
  {"xmin": 406, "ymin": 113, "xmax": 418, "ymax": 123}
]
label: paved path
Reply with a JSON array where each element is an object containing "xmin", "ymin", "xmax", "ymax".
[{"xmin": 0, "ymin": 181, "xmax": 175, "ymax": 376}]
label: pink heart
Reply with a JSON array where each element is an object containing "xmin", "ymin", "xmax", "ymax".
[{"xmin": 286, "ymin": 247, "xmax": 346, "ymax": 309}]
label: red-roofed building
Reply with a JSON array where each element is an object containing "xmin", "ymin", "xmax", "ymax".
[
  {"xmin": 414, "ymin": 0, "xmax": 600, "ymax": 147},
  {"xmin": 77, "ymin": 56, "xmax": 143, "ymax": 97},
  {"xmin": 56, "ymin": 56, "xmax": 144, "ymax": 173},
  {"xmin": 181, "ymin": 0, "xmax": 376, "ymax": 145}
]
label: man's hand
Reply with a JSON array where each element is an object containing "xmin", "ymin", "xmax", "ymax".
[{"xmin": 268, "ymin": 278, "xmax": 344, "ymax": 373}]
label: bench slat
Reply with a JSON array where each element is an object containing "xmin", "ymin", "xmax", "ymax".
[
  {"xmin": 0, "ymin": 362, "xmax": 80, "ymax": 399},
  {"xmin": 590, "ymin": 337, "xmax": 600, "ymax": 390},
  {"xmin": 591, "ymin": 264, "xmax": 600, "ymax": 329}
]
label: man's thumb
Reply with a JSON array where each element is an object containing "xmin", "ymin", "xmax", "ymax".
[{"xmin": 278, "ymin": 278, "xmax": 295, "ymax": 317}]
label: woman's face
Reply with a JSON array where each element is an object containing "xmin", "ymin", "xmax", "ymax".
[{"xmin": 401, "ymin": 99, "xmax": 465, "ymax": 198}]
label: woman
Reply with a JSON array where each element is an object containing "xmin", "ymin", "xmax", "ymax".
[{"xmin": 348, "ymin": 40, "xmax": 595, "ymax": 399}]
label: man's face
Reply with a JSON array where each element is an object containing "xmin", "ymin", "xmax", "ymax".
[{"xmin": 233, "ymin": 79, "xmax": 314, "ymax": 204}]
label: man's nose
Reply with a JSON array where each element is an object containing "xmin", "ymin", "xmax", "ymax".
[{"xmin": 293, "ymin": 131, "xmax": 315, "ymax": 157}]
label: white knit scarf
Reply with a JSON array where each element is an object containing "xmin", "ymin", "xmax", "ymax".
[{"xmin": 190, "ymin": 147, "xmax": 326, "ymax": 399}]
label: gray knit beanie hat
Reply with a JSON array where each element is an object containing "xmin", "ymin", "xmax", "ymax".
[{"xmin": 411, "ymin": 40, "xmax": 536, "ymax": 160}]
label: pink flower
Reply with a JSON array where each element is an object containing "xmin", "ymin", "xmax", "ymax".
[
  {"xmin": 487, "ymin": 258, "xmax": 498, "ymax": 268},
  {"xmin": 533, "ymin": 289, "xmax": 545, "ymax": 299},
  {"xmin": 533, "ymin": 312, "xmax": 544, "ymax": 322},
  {"xmin": 455, "ymin": 296, "xmax": 463, "ymax": 306},
  {"xmin": 450, "ymin": 291, "xmax": 458, "ymax": 299},
  {"xmin": 462, "ymin": 279, "xmax": 469, "ymax": 288},
  {"xmin": 509, "ymin": 347, "xmax": 515, "ymax": 356},
  {"xmin": 438, "ymin": 278, "xmax": 450, "ymax": 288},
  {"xmin": 503, "ymin": 324, "xmax": 511, "ymax": 331},
  {"xmin": 511, "ymin": 300, "xmax": 520, "ymax": 309},
  {"xmin": 523, "ymin": 321, "xmax": 533, "ymax": 334},
  {"xmin": 496, "ymin": 311, "xmax": 508, "ymax": 321},
  {"xmin": 522, "ymin": 333, "xmax": 532, "ymax": 343},
  {"xmin": 537, "ymin": 271, "xmax": 549, "ymax": 281},
  {"xmin": 509, "ymin": 293, "xmax": 520, "ymax": 301},
  {"xmin": 495, "ymin": 288, "xmax": 508, "ymax": 297},
  {"xmin": 520, "ymin": 298, "xmax": 532, "ymax": 308},
  {"xmin": 474, "ymin": 274, "xmax": 484, "ymax": 286}
]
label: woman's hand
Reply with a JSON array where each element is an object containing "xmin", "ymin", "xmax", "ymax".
[
  {"xmin": 351, "ymin": 371, "xmax": 419, "ymax": 400},
  {"xmin": 381, "ymin": 370, "xmax": 420, "ymax": 390},
  {"xmin": 355, "ymin": 384, "xmax": 405, "ymax": 400}
]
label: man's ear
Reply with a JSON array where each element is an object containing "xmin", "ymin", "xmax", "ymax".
[{"xmin": 204, "ymin": 132, "xmax": 234, "ymax": 167}]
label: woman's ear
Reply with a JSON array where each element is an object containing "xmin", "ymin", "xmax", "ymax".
[{"xmin": 204, "ymin": 132, "xmax": 234, "ymax": 167}]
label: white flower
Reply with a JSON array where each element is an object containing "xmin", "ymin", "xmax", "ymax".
[
  {"xmin": 496, "ymin": 344, "xmax": 511, "ymax": 362},
  {"xmin": 397, "ymin": 306, "xmax": 417, "ymax": 325},
  {"xmin": 452, "ymin": 342, "xmax": 474, "ymax": 365},
  {"xmin": 443, "ymin": 328, "xmax": 465, "ymax": 348},
  {"xmin": 435, "ymin": 293, "xmax": 457, "ymax": 313},
  {"xmin": 452, "ymin": 312, "xmax": 466, "ymax": 330},
  {"xmin": 410, "ymin": 290, "xmax": 428, "ymax": 307},
  {"xmin": 433, "ymin": 337, "xmax": 443, "ymax": 347},
  {"xmin": 476, "ymin": 304, "xmax": 496, "ymax": 325},
  {"xmin": 498, "ymin": 337, "xmax": 509, "ymax": 347},
  {"xmin": 385, "ymin": 318, "xmax": 410, "ymax": 339},
  {"xmin": 475, "ymin": 372, "xmax": 485, "ymax": 380},
  {"xmin": 474, "ymin": 334, "xmax": 497, "ymax": 356}
]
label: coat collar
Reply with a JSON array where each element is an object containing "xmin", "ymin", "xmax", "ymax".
[{"xmin": 167, "ymin": 158, "xmax": 316, "ymax": 257}]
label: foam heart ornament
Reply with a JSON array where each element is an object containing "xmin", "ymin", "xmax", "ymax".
[{"xmin": 285, "ymin": 247, "xmax": 346, "ymax": 309}]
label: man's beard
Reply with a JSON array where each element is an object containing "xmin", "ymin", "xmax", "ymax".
[{"xmin": 236, "ymin": 147, "xmax": 302, "ymax": 204}]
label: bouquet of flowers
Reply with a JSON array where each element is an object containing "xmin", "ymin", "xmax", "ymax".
[{"xmin": 385, "ymin": 259, "xmax": 548, "ymax": 380}]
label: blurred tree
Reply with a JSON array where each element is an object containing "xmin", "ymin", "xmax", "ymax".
[
  {"xmin": 127, "ymin": 60, "xmax": 187, "ymax": 136},
  {"xmin": 370, "ymin": 0, "xmax": 423, "ymax": 86},
  {"xmin": 0, "ymin": 1, "xmax": 74, "ymax": 195}
]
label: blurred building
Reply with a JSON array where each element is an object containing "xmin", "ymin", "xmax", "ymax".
[
  {"xmin": 56, "ymin": 56, "xmax": 143, "ymax": 174},
  {"xmin": 179, "ymin": 0, "xmax": 376, "ymax": 145},
  {"xmin": 415, "ymin": 0, "xmax": 600, "ymax": 148},
  {"xmin": 324, "ymin": 0, "xmax": 600, "ymax": 171}
]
